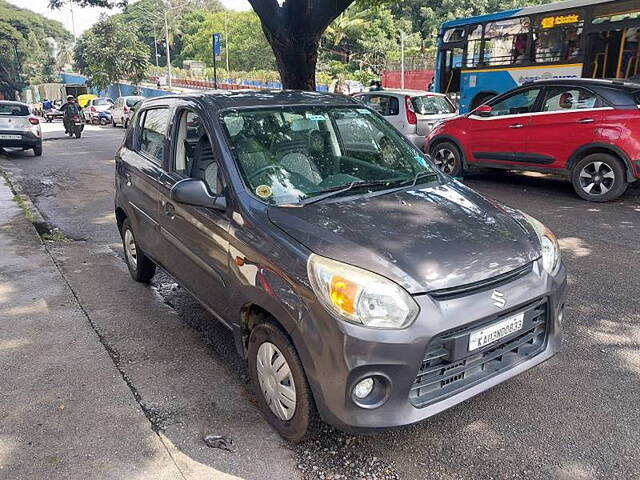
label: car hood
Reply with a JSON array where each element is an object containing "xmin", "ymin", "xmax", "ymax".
[{"xmin": 267, "ymin": 181, "xmax": 540, "ymax": 294}]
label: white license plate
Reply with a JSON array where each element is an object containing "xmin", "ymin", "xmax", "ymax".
[
  {"xmin": 0, "ymin": 134, "xmax": 21, "ymax": 140},
  {"xmin": 468, "ymin": 313, "xmax": 524, "ymax": 351}
]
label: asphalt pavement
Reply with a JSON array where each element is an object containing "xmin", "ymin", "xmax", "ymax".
[{"xmin": 1, "ymin": 121, "xmax": 638, "ymax": 480}]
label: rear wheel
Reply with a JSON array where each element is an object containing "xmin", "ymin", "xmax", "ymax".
[
  {"xmin": 247, "ymin": 321, "xmax": 318, "ymax": 443},
  {"xmin": 121, "ymin": 218, "xmax": 156, "ymax": 283},
  {"xmin": 430, "ymin": 141, "xmax": 463, "ymax": 176},
  {"xmin": 33, "ymin": 143, "xmax": 42, "ymax": 156},
  {"xmin": 571, "ymin": 153, "xmax": 627, "ymax": 202}
]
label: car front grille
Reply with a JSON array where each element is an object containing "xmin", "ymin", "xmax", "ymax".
[{"xmin": 409, "ymin": 298, "xmax": 548, "ymax": 408}]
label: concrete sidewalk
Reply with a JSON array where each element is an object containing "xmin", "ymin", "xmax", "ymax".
[{"xmin": 0, "ymin": 176, "xmax": 184, "ymax": 479}]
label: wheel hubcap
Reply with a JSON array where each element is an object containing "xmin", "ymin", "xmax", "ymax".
[
  {"xmin": 579, "ymin": 161, "xmax": 615, "ymax": 196},
  {"xmin": 256, "ymin": 342, "xmax": 296, "ymax": 421},
  {"xmin": 124, "ymin": 229, "xmax": 137, "ymax": 267},
  {"xmin": 433, "ymin": 148, "xmax": 456, "ymax": 174}
]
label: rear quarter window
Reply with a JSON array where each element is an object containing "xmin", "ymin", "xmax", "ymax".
[
  {"xmin": 0, "ymin": 104, "xmax": 29, "ymax": 116},
  {"xmin": 634, "ymin": 91, "xmax": 640, "ymax": 105}
]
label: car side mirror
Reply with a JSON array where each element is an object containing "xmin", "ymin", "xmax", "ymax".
[
  {"xmin": 170, "ymin": 178, "xmax": 226, "ymax": 211},
  {"xmin": 474, "ymin": 104, "xmax": 492, "ymax": 117}
]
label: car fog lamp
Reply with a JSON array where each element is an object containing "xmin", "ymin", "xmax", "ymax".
[{"xmin": 353, "ymin": 377, "xmax": 374, "ymax": 399}]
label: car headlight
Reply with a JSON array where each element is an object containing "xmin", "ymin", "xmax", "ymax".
[
  {"xmin": 521, "ymin": 212, "xmax": 560, "ymax": 274},
  {"xmin": 307, "ymin": 254, "xmax": 419, "ymax": 329}
]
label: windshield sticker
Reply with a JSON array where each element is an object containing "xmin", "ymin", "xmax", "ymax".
[
  {"xmin": 255, "ymin": 184, "xmax": 273, "ymax": 199},
  {"xmin": 415, "ymin": 156, "xmax": 427, "ymax": 167},
  {"xmin": 306, "ymin": 114, "xmax": 326, "ymax": 121}
]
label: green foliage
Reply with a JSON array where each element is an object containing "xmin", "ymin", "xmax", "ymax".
[
  {"xmin": 178, "ymin": 10, "xmax": 276, "ymax": 71},
  {"xmin": 0, "ymin": 0, "xmax": 71, "ymax": 98},
  {"xmin": 74, "ymin": 15, "xmax": 150, "ymax": 91}
]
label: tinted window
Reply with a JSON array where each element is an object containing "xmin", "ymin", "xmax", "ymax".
[
  {"xmin": 138, "ymin": 108, "xmax": 169, "ymax": 164},
  {"xmin": 542, "ymin": 87, "xmax": 599, "ymax": 111},
  {"xmin": 127, "ymin": 97, "xmax": 144, "ymax": 107},
  {"xmin": 487, "ymin": 88, "xmax": 542, "ymax": 116},
  {"xmin": 0, "ymin": 104, "xmax": 30, "ymax": 116},
  {"xmin": 411, "ymin": 96, "xmax": 455, "ymax": 115},
  {"xmin": 361, "ymin": 95, "xmax": 399, "ymax": 116}
]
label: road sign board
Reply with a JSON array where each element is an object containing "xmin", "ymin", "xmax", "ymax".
[{"xmin": 213, "ymin": 33, "xmax": 222, "ymax": 61}]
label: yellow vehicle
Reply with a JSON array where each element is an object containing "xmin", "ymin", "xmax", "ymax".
[{"xmin": 77, "ymin": 93, "xmax": 97, "ymax": 108}]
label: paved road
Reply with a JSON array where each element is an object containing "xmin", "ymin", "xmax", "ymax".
[{"xmin": 2, "ymin": 121, "xmax": 639, "ymax": 479}]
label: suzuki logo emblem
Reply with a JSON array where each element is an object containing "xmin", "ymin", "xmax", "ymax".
[{"xmin": 491, "ymin": 290, "xmax": 506, "ymax": 308}]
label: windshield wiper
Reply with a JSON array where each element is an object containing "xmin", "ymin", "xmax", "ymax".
[
  {"xmin": 299, "ymin": 180, "xmax": 393, "ymax": 205},
  {"xmin": 398, "ymin": 171, "xmax": 439, "ymax": 188}
]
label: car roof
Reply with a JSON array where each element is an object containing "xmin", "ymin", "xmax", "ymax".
[
  {"xmin": 360, "ymin": 89, "xmax": 448, "ymax": 97},
  {"xmin": 144, "ymin": 89, "xmax": 358, "ymax": 111},
  {"xmin": 0, "ymin": 100, "xmax": 29, "ymax": 107},
  {"xmin": 528, "ymin": 77, "xmax": 640, "ymax": 92}
]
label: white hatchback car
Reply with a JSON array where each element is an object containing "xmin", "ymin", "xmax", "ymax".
[
  {"xmin": 111, "ymin": 96, "xmax": 145, "ymax": 128},
  {"xmin": 354, "ymin": 90, "xmax": 457, "ymax": 149}
]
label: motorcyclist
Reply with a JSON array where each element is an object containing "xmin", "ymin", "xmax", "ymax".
[
  {"xmin": 42, "ymin": 98, "xmax": 53, "ymax": 111},
  {"xmin": 61, "ymin": 95, "xmax": 81, "ymax": 134}
]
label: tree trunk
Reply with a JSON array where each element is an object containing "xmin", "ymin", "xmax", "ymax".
[{"xmin": 264, "ymin": 30, "xmax": 319, "ymax": 91}]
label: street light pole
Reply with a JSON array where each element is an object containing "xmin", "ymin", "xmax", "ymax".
[
  {"xmin": 164, "ymin": 10, "xmax": 172, "ymax": 89},
  {"xmin": 400, "ymin": 30, "xmax": 405, "ymax": 90},
  {"xmin": 153, "ymin": 27, "xmax": 159, "ymax": 68}
]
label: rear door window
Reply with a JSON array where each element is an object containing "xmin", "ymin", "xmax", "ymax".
[
  {"xmin": 541, "ymin": 87, "xmax": 600, "ymax": 112},
  {"xmin": 137, "ymin": 108, "xmax": 169, "ymax": 164},
  {"xmin": 362, "ymin": 95, "xmax": 399, "ymax": 116}
]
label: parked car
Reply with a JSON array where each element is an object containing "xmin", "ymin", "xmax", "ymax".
[
  {"xmin": 95, "ymin": 109, "xmax": 113, "ymax": 125},
  {"xmin": 112, "ymin": 95, "xmax": 145, "ymax": 128},
  {"xmin": 115, "ymin": 90, "xmax": 566, "ymax": 442},
  {"xmin": 0, "ymin": 100, "xmax": 42, "ymax": 156},
  {"xmin": 354, "ymin": 90, "xmax": 457, "ymax": 149},
  {"xmin": 83, "ymin": 97, "xmax": 114, "ymax": 123},
  {"xmin": 426, "ymin": 78, "xmax": 640, "ymax": 202}
]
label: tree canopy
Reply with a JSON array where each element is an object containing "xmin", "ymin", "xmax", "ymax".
[
  {"xmin": 0, "ymin": 0, "xmax": 72, "ymax": 99},
  {"xmin": 74, "ymin": 15, "xmax": 150, "ymax": 91}
]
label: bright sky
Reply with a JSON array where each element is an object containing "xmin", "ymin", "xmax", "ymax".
[{"xmin": 8, "ymin": 0, "xmax": 251, "ymax": 37}]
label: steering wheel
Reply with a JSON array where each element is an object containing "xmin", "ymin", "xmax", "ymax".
[{"xmin": 248, "ymin": 164, "xmax": 281, "ymax": 182}]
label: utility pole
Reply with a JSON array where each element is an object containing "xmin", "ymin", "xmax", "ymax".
[
  {"xmin": 153, "ymin": 27, "xmax": 159, "ymax": 68},
  {"xmin": 69, "ymin": 1, "xmax": 77, "ymax": 38},
  {"xmin": 400, "ymin": 30, "xmax": 405, "ymax": 90},
  {"xmin": 224, "ymin": 11, "xmax": 230, "ymax": 73},
  {"xmin": 164, "ymin": 10, "xmax": 172, "ymax": 89}
]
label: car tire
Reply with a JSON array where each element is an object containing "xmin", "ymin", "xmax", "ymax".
[
  {"xmin": 112, "ymin": 118, "xmax": 117, "ymax": 127},
  {"xmin": 430, "ymin": 141, "xmax": 463, "ymax": 176},
  {"xmin": 121, "ymin": 218, "xmax": 156, "ymax": 283},
  {"xmin": 571, "ymin": 153, "xmax": 627, "ymax": 202},
  {"xmin": 124, "ymin": 119, "xmax": 129, "ymax": 129},
  {"xmin": 33, "ymin": 143, "xmax": 42, "ymax": 156},
  {"xmin": 247, "ymin": 321, "xmax": 318, "ymax": 443}
]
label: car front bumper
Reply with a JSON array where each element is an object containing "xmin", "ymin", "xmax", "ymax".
[
  {"xmin": 292, "ymin": 259, "xmax": 567, "ymax": 432},
  {"xmin": 0, "ymin": 130, "xmax": 41, "ymax": 148}
]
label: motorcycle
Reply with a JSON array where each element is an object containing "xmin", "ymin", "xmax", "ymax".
[{"xmin": 66, "ymin": 114, "xmax": 84, "ymax": 138}]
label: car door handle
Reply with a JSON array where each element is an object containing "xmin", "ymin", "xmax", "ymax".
[
  {"xmin": 509, "ymin": 123, "xmax": 524, "ymax": 129},
  {"xmin": 576, "ymin": 118, "xmax": 594, "ymax": 124}
]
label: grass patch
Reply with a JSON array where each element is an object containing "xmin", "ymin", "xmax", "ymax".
[
  {"xmin": 13, "ymin": 194, "xmax": 35, "ymax": 223},
  {"xmin": 41, "ymin": 228, "xmax": 66, "ymax": 242}
]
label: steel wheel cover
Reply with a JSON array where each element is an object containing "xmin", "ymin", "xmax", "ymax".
[
  {"xmin": 433, "ymin": 148, "xmax": 456, "ymax": 174},
  {"xmin": 124, "ymin": 229, "xmax": 137, "ymax": 267},
  {"xmin": 256, "ymin": 342, "xmax": 296, "ymax": 421},
  {"xmin": 579, "ymin": 161, "xmax": 615, "ymax": 196}
]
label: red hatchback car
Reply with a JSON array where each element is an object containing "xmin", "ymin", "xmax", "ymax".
[{"xmin": 426, "ymin": 79, "xmax": 640, "ymax": 202}]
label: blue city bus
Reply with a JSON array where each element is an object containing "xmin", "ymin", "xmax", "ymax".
[{"xmin": 435, "ymin": 0, "xmax": 640, "ymax": 113}]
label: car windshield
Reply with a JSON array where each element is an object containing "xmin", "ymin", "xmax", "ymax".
[
  {"xmin": 411, "ymin": 96, "xmax": 454, "ymax": 115},
  {"xmin": 126, "ymin": 97, "xmax": 144, "ymax": 107},
  {"xmin": 221, "ymin": 106, "xmax": 438, "ymax": 205},
  {"xmin": 94, "ymin": 98, "xmax": 111, "ymax": 106},
  {"xmin": 0, "ymin": 104, "xmax": 29, "ymax": 116}
]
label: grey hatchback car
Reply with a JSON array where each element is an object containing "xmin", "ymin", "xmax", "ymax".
[{"xmin": 114, "ymin": 90, "xmax": 567, "ymax": 442}]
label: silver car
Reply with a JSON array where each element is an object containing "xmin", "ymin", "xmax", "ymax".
[
  {"xmin": 111, "ymin": 95, "xmax": 145, "ymax": 128},
  {"xmin": 0, "ymin": 101, "xmax": 42, "ymax": 156},
  {"xmin": 354, "ymin": 90, "xmax": 457, "ymax": 149}
]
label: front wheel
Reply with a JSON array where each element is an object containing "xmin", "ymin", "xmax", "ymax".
[
  {"xmin": 571, "ymin": 153, "xmax": 627, "ymax": 202},
  {"xmin": 247, "ymin": 322, "xmax": 317, "ymax": 443},
  {"xmin": 430, "ymin": 141, "xmax": 463, "ymax": 176},
  {"xmin": 121, "ymin": 218, "xmax": 156, "ymax": 283}
]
